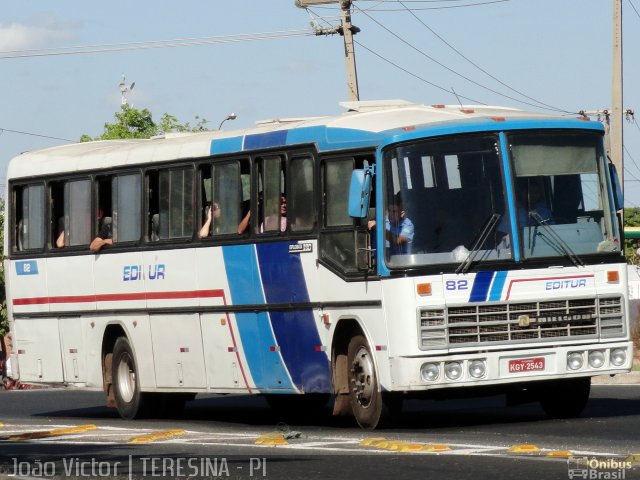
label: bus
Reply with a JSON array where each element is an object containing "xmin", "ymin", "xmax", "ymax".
[{"xmin": 4, "ymin": 100, "xmax": 633, "ymax": 429}]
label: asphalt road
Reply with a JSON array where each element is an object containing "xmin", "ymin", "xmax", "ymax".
[{"xmin": 0, "ymin": 385, "xmax": 639, "ymax": 480}]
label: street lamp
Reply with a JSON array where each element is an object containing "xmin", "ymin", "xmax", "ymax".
[{"xmin": 218, "ymin": 113, "xmax": 237, "ymax": 130}]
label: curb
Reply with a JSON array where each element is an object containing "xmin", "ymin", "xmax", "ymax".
[{"xmin": 591, "ymin": 371, "xmax": 640, "ymax": 385}]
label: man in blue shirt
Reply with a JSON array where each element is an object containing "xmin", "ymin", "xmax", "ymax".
[{"xmin": 385, "ymin": 203, "xmax": 414, "ymax": 255}]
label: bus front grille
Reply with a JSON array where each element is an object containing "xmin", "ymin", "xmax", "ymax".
[{"xmin": 418, "ymin": 296, "xmax": 624, "ymax": 349}]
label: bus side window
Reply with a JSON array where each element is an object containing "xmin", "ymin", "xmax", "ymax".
[
  {"xmin": 257, "ymin": 156, "xmax": 285, "ymax": 234},
  {"xmin": 320, "ymin": 158, "xmax": 357, "ymax": 272},
  {"xmin": 91, "ymin": 174, "xmax": 143, "ymax": 252},
  {"xmin": 49, "ymin": 179, "xmax": 91, "ymax": 248},
  {"xmin": 111, "ymin": 173, "xmax": 141, "ymax": 243},
  {"xmin": 13, "ymin": 184, "xmax": 45, "ymax": 252},
  {"xmin": 211, "ymin": 161, "xmax": 243, "ymax": 236},
  {"xmin": 289, "ymin": 155, "xmax": 315, "ymax": 232},
  {"xmin": 157, "ymin": 167, "xmax": 194, "ymax": 239}
]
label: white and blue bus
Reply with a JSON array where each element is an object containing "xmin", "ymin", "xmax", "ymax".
[{"xmin": 5, "ymin": 100, "xmax": 632, "ymax": 429}]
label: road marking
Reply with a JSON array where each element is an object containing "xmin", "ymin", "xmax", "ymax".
[
  {"xmin": 0, "ymin": 422, "xmax": 635, "ymax": 463},
  {"xmin": 7, "ymin": 424, "xmax": 96, "ymax": 441},
  {"xmin": 255, "ymin": 433, "xmax": 288, "ymax": 445},
  {"xmin": 128, "ymin": 429, "xmax": 186, "ymax": 444},
  {"xmin": 360, "ymin": 438, "xmax": 450, "ymax": 452},
  {"xmin": 547, "ymin": 451, "xmax": 574, "ymax": 458},
  {"xmin": 508, "ymin": 444, "xmax": 540, "ymax": 453}
]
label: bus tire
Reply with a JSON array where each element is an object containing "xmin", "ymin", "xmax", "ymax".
[
  {"xmin": 112, "ymin": 336, "xmax": 150, "ymax": 419},
  {"xmin": 347, "ymin": 334, "xmax": 383, "ymax": 429},
  {"xmin": 539, "ymin": 377, "xmax": 591, "ymax": 418}
]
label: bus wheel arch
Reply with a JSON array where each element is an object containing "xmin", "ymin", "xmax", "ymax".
[
  {"xmin": 102, "ymin": 324, "xmax": 127, "ymax": 409},
  {"xmin": 331, "ymin": 318, "xmax": 387, "ymax": 429},
  {"xmin": 331, "ymin": 318, "xmax": 362, "ymax": 417}
]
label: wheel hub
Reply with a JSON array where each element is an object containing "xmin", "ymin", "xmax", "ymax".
[{"xmin": 351, "ymin": 346, "xmax": 374, "ymax": 408}]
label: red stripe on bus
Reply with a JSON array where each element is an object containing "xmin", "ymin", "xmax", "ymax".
[
  {"xmin": 504, "ymin": 274, "xmax": 594, "ymax": 300},
  {"xmin": 13, "ymin": 289, "xmax": 225, "ymax": 306}
]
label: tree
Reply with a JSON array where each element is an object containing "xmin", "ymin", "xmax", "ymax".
[
  {"xmin": 81, "ymin": 105, "xmax": 208, "ymax": 142},
  {"xmin": 624, "ymin": 208, "xmax": 640, "ymax": 263}
]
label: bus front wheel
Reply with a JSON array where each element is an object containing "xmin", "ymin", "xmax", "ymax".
[
  {"xmin": 347, "ymin": 334, "xmax": 383, "ymax": 429},
  {"xmin": 539, "ymin": 377, "xmax": 591, "ymax": 418},
  {"xmin": 112, "ymin": 336, "xmax": 149, "ymax": 419}
]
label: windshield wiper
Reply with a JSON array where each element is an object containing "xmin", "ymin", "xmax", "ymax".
[
  {"xmin": 529, "ymin": 211, "xmax": 585, "ymax": 267},
  {"xmin": 456, "ymin": 213, "xmax": 501, "ymax": 274}
]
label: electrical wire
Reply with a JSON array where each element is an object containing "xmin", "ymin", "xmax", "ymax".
[
  {"xmin": 395, "ymin": 0, "xmax": 574, "ymax": 114},
  {"xmin": 0, "ymin": 127, "xmax": 72, "ymax": 142},
  {"xmin": 628, "ymin": 0, "xmax": 640, "ymax": 21},
  {"xmin": 354, "ymin": 5, "xmax": 578, "ymax": 112},
  {"xmin": 354, "ymin": 40, "xmax": 485, "ymax": 103},
  {"xmin": 314, "ymin": 0, "xmax": 510, "ymax": 11},
  {"xmin": 0, "ymin": 30, "xmax": 314, "ymax": 59}
]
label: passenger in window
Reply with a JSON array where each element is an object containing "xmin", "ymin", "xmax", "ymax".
[
  {"xmin": 261, "ymin": 194, "xmax": 287, "ymax": 233},
  {"xmin": 90, "ymin": 211, "xmax": 113, "ymax": 253},
  {"xmin": 369, "ymin": 194, "xmax": 414, "ymax": 255},
  {"xmin": 199, "ymin": 202, "xmax": 221, "ymax": 238},
  {"xmin": 55, "ymin": 218, "xmax": 65, "ymax": 248}
]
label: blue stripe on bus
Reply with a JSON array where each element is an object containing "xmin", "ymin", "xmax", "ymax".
[
  {"xmin": 488, "ymin": 271, "xmax": 508, "ymax": 301},
  {"xmin": 222, "ymin": 244, "xmax": 295, "ymax": 392},
  {"xmin": 244, "ymin": 130, "xmax": 288, "ymax": 150},
  {"xmin": 210, "ymin": 136, "xmax": 244, "ymax": 155},
  {"xmin": 469, "ymin": 271, "xmax": 495, "ymax": 302},
  {"xmin": 256, "ymin": 242, "xmax": 332, "ymax": 393}
]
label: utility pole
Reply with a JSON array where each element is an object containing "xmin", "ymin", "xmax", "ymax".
[
  {"xmin": 295, "ymin": 0, "xmax": 360, "ymax": 101},
  {"xmin": 611, "ymin": 0, "xmax": 624, "ymax": 192}
]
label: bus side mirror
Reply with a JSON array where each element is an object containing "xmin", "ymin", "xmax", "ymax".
[
  {"xmin": 609, "ymin": 163, "xmax": 623, "ymax": 210},
  {"xmin": 348, "ymin": 166, "xmax": 375, "ymax": 218}
]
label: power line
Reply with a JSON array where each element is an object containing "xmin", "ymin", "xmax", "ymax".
[
  {"xmin": 306, "ymin": 6, "xmax": 485, "ymax": 103},
  {"xmin": 628, "ymin": 0, "xmax": 640, "ymax": 20},
  {"xmin": 0, "ymin": 127, "xmax": 72, "ymax": 142},
  {"xmin": 353, "ymin": 5, "xmax": 575, "ymax": 112},
  {"xmin": 354, "ymin": 40, "xmax": 485, "ymax": 103},
  {"xmin": 0, "ymin": 30, "xmax": 314, "ymax": 59},
  {"xmin": 395, "ymin": 0, "xmax": 574, "ymax": 114},
  {"xmin": 317, "ymin": 0, "xmax": 510, "ymax": 10}
]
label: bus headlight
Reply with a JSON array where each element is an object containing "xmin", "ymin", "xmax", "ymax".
[
  {"xmin": 588, "ymin": 350, "xmax": 606, "ymax": 369},
  {"xmin": 420, "ymin": 363, "xmax": 440, "ymax": 382},
  {"xmin": 468, "ymin": 360, "xmax": 486, "ymax": 379},
  {"xmin": 567, "ymin": 352, "xmax": 584, "ymax": 371},
  {"xmin": 610, "ymin": 348, "xmax": 626, "ymax": 367},
  {"xmin": 444, "ymin": 361, "xmax": 463, "ymax": 381}
]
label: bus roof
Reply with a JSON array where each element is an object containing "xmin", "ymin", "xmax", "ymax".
[{"xmin": 7, "ymin": 100, "xmax": 601, "ymax": 180}]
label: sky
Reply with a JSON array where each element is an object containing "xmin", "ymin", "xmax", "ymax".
[{"xmin": 2, "ymin": 0, "xmax": 640, "ymax": 205}]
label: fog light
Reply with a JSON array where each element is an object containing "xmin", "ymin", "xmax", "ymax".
[
  {"xmin": 420, "ymin": 363, "xmax": 440, "ymax": 382},
  {"xmin": 610, "ymin": 348, "xmax": 626, "ymax": 367},
  {"xmin": 444, "ymin": 361, "xmax": 463, "ymax": 380},
  {"xmin": 588, "ymin": 350, "xmax": 606, "ymax": 369},
  {"xmin": 567, "ymin": 352, "xmax": 584, "ymax": 371},
  {"xmin": 469, "ymin": 359, "xmax": 486, "ymax": 379}
]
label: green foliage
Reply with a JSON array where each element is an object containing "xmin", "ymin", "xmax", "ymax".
[
  {"xmin": 624, "ymin": 208, "xmax": 640, "ymax": 264},
  {"xmin": 81, "ymin": 105, "xmax": 208, "ymax": 141}
]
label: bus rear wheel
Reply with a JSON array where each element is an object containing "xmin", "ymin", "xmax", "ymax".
[
  {"xmin": 112, "ymin": 336, "xmax": 150, "ymax": 419},
  {"xmin": 347, "ymin": 334, "xmax": 383, "ymax": 429}
]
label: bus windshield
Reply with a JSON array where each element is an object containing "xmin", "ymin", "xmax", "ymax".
[
  {"xmin": 508, "ymin": 131, "xmax": 620, "ymax": 260},
  {"xmin": 382, "ymin": 131, "xmax": 619, "ymax": 269},
  {"xmin": 382, "ymin": 134, "xmax": 509, "ymax": 268}
]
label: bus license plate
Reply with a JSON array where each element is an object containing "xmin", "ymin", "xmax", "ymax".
[{"xmin": 508, "ymin": 357, "xmax": 545, "ymax": 373}]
